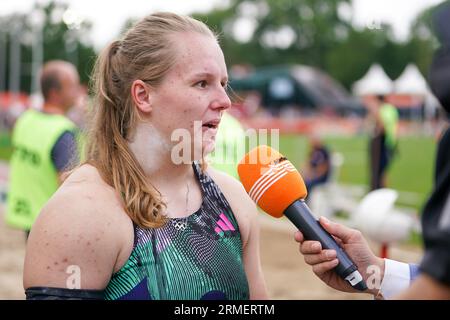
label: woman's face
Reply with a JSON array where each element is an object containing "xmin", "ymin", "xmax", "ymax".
[{"xmin": 148, "ymin": 32, "xmax": 231, "ymax": 161}]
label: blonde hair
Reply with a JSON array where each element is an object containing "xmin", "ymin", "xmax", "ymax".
[{"xmin": 86, "ymin": 12, "xmax": 216, "ymax": 228}]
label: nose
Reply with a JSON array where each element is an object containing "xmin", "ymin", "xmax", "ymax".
[{"xmin": 210, "ymin": 86, "xmax": 231, "ymax": 111}]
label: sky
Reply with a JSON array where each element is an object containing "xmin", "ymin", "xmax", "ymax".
[{"xmin": 0, "ymin": 0, "xmax": 445, "ymax": 50}]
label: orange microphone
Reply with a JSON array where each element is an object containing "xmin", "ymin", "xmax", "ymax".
[{"xmin": 238, "ymin": 145, "xmax": 367, "ymax": 291}]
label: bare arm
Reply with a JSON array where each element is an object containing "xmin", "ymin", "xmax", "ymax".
[{"xmin": 23, "ymin": 187, "xmax": 126, "ymax": 291}]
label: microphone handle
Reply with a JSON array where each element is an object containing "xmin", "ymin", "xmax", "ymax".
[{"xmin": 285, "ymin": 199, "xmax": 367, "ymax": 291}]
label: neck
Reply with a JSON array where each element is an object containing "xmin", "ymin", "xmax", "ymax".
[
  {"xmin": 128, "ymin": 121, "xmax": 194, "ymax": 186},
  {"xmin": 42, "ymin": 103, "xmax": 64, "ymax": 115}
]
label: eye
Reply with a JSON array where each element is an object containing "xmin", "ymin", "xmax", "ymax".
[{"xmin": 195, "ymin": 80, "xmax": 208, "ymax": 88}]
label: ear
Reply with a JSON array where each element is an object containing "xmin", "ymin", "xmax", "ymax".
[
  {"xmin": 47, "ymin": 87, "xmax": 61, "ymax": 104},
  {"xmin": 131, "ymin": 80, "xmax": 153, "ymax": 113}
]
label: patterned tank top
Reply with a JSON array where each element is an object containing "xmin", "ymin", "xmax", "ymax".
[{"xmin": 103, "ymin": 162, "xmax": 250, "ymax": 300}]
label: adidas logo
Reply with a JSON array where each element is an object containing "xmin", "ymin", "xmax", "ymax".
[{"xmin": 214, "ymin": 213, "xmax": 235, "ymax": 236}]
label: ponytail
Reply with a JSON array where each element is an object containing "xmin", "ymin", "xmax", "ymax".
[{"xmin": 87, "ymin": 40, "xmax": 167, "ymax": 228}]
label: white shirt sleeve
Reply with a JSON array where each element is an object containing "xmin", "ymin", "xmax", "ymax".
[{"xmin": 379, "ymin": 258, "xmax": 411, "ymax": 299}]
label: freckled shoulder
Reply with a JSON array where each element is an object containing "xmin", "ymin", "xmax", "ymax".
[
  {"xmin": 48, "ymin": 164, "xmax": 131, "ymax": 230},
  {"xmin": 23, "ymin": 164, "xmax": 133, "ymax": 290}
]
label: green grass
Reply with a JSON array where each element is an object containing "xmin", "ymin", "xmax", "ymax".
[{"xmin": 278, "ymin": 134, "xmax": 436, "ymax": 211}]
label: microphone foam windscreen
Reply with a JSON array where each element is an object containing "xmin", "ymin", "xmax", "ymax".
[{"xmin": 237, "ymin": 145, "xmax": 307, "ymax": 218}]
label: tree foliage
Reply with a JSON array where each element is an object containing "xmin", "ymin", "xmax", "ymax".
[
  {"xmin": 193, "ymin": 0, "xmax": 437, "ymax": 90},
  {"xmin": 0, "ymin": 1, "xmax": 97, "ymax": 93},
  {"xmin": 0, "ymin": 0, "xmax": 442, "ymax": 94}
]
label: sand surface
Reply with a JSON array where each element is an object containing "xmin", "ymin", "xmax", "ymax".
[{"xmin": 0, "ymin": 208, "xmax": 423, "ymax": 300}]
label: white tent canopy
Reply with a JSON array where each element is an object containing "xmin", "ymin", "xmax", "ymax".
[
  {"xmin": 393, "ymin": 63, "xmax": 429, "ymax": 95},
  {"xmin": 352, "ymin": 64, "xmax": 393, "ymax": 96}
]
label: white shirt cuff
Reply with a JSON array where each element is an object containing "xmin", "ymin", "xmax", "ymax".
[{"xmin": 379, "ymin": 259, "xmax": 411, "ymax": 299}]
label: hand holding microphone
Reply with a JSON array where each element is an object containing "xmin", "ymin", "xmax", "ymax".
[
  {"xmin": 295, "ymin": 217, "xmax": 384, "ymax": 295},
  {"xmin": 237, "ymin": 145, "xmax": 369, "ymax": 291}
]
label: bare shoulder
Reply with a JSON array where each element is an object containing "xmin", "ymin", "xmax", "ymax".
[
  {"xmin": 206, "ymin": 166, "xmax": 258, "ymax": 244},
  {"xmin": 23, "ymin": 164, "xmax": 133, "ymax": 290},
  {"xmin": 45, "ymin": 164, "xmax": 129, "ymax": 230},
  {"xmin": 206, "ymin": 166, "xmax": 256, "ymax": 211}
]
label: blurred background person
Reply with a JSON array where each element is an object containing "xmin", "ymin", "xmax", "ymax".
[
  {"xmin": 209, "ymin": 110, "xmax": 247, "ymax": 180},
  {"xmin": 303, "ymin": 135, "xmax": 331, "ymax": 195},
  {"xmin": 4, "ymin": 60, "xmax": 82, "ymax": 240},
  {"xmin": 367, "ymin": 94, "xmax": 399, "ymax": 190}
]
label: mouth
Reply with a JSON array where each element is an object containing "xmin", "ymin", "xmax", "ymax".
[{"xmin": 202, "ymin": 119, "xmax": 220, "ymax": 131}]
